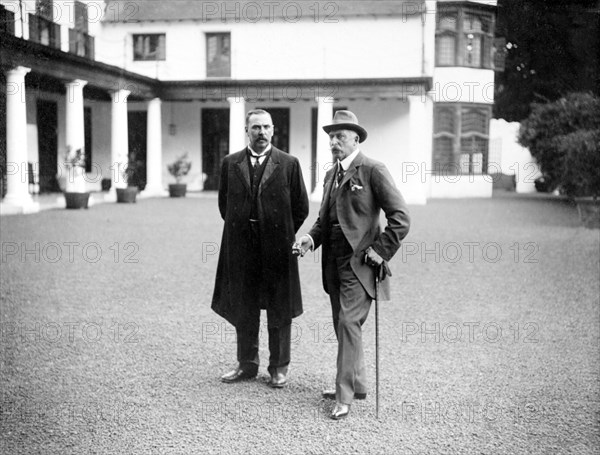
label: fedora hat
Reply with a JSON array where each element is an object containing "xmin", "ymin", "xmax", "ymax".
[{"xmin": 322, "ymin": 110, "xmax": 368, "ymax": 143}]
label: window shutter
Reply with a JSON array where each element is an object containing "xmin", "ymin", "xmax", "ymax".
[
  {"xmin": 87, "ymin": 35, "xmax": 94, "ymax": 59},
  {"xmin": 50, "ymin": 21, "xmax": 60, "ymax": 49},
  {"xmin": 158, "ymin": 35, "xmax": 166, "ymax": 60},
  {"xmin": 69, "ymin": 28, "xmax": 77, "ymax": 53},
  {"xmin": 29, "ymin": 14, "xmax": 40, "ymax": 43}
]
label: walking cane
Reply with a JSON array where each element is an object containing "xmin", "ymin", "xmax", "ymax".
[{"xmin": 375, "ymin": 265, "xmax": 381, "ymax": 420}]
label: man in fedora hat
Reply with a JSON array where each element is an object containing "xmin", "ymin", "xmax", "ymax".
[{"xmin": 295, "ymin": 110, "xmax": 410, "ymax": 419}]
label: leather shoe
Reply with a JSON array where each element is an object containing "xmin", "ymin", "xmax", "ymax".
[
  {"xmin": 330, "ymin": 402, "xmax": 350, "ymax": 420},
  {"xmin": 220, "ymin": 367, "xmax": 257, "ymax": 383},
  {"xmin": 322, "ymin": 389, "xmax": 366, "ymax": 400},
  {"xmin": 268, "ymin": 372, "xmax": 287, "ymax": 388}
]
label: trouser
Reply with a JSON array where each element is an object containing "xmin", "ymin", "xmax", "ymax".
[
  {"xmin": 325, "ymin": 224, "xmax": 371, "ymax": 404},
  {"xmin": 236, "ymin": 219, "xmax": 291, "ymax": 376},
  {"xmin": 236, "ymin": 310, "xmax": 291, "ymax": 376}
]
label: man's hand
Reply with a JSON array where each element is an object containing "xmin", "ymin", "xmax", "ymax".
[
  {"xmin": 292, "ymin": 235, "xmax": 313, "ymax": 257},
  {"xmin": 364, "ymin": 246, "xmax": 384, "ymax": 267},
  {"xmin": 364, "ymin": 247, "xmax": 392, "ymax": 281}
]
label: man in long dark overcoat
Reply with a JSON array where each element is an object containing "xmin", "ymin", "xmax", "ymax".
[{"xmin": 211, "ymin": 109, "xmax": 309, "ymax": 388}]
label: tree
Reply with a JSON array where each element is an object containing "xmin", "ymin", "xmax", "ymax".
[
  {"xmin": 518, "ymin": 92, "xmax": 600, "ymax": 198},
  {"xmin": 494, "ymin": 0, "xmax": 600, "ymax": 121}
]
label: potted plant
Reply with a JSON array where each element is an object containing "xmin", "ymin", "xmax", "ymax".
[
  {"xmin": 116, "ymin": 157, "xmax": 139, "ymax": 203},
  {"xmin": 167, "ymin": 153, "xmax": 192, "ymax": 197},
  {"xmin": 519, "ymin": 92, "xmax": 600, "ymax": 228},
  {"xmin": 63, "ymin": 146, "xmax": 90, "ymax": 209}
]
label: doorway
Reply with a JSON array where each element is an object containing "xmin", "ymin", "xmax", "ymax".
[
  {"xmin": 258, "ymin": 107, "xmax": 289, "ymax": 152},
  {"xmin": 127, "ymin": 111, "xmax": 147, "ymax": 190},
  {"xmin": 37, "ymin": 99, "xmax": 59, "ymax": 193},
  {"xmin": 202, "ymin": 108, "xmax": 229, "ymax": 191}
]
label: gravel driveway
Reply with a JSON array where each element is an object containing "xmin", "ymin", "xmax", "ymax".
[{"xmin": 1, "ymin": 194, "xmax": 598, "ymax": 454}]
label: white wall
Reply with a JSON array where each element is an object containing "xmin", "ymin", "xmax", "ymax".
[
  {"xmin": 489, "ymin": 119, "xmax": 541, "ymax": 193},
  {"xmin": 97, "ymin": 15, "xmax": 427, "ymax": 81},
  {"xmin": 432, "ymin": 68, "xmax": 495, "ymax": 104},
  {"xmin": 158, "ymin": 101, "xmax": 203, "ymax": 191}
]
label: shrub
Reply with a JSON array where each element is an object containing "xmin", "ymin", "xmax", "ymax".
[
  {"xmin": 557, "ymin": 130, "xmax": 600, "ymax": 198},
  {"xmin": 518, "ymin": 92, "xmax": 600, "ymax": 198}
]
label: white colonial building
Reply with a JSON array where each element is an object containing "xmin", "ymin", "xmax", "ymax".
[{"xmin": 0, "ymin": 0, "xmax": 498, "ymax": 214}]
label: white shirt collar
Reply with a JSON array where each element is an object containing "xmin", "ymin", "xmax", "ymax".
[
  {"xmin": 339, "ymin": 148, "xmax": 360, "ymax": 171},
  {"xmin": 248, "ymin": 144, "xmax": 272, "ymax": 157}
]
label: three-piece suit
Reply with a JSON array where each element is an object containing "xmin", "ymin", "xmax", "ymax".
[{"xmin": 308, "ymin": 151, "xmax": 410, "ymax": 404}]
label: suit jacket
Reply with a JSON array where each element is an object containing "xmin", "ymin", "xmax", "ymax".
[
  {"xmin": 211, "ymin": 146, "xmax": 309, "ymax": 328},
  {"xmin": 308, "ymin": 152, "xmax": 410, "ymax": 300}
]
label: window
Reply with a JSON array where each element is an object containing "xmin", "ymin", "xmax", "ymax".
[
  {"xmin": 206, "ymin": 33, "xmax": 231, "ymax": 77},
  {"xmin": 69, "ymin": 28, "xmax": 95, "ymax": 58},
  {"xmin": 74, "ymin": 0, "xmax": 88, "ymax": 33},
  {"xmin": 0, "ymin": 4, "xmax": 15, "ymax": 35},
  {"xmin": 133, "ymin": 34, "xmax": 166, "ymax": 61},
  {"xmin": 433, "ymin": 104, "xmax": 491, "ymax": 174},
  {"xmin": 69, "ymin": 1, "xmax": 94, "ymax": 59},
  {"xmin": 435, "ymin": 6, "xmax": 494, "ymax": 69},
  {"xmin": 36, "ymin": 0, "xmax": 53, "ymax": 21},
  {"xmin": 435, "ymin": 13, "xmax": 457, "ymax": 66},
  {"xmin": 29, "ymin": 0, "xmax": 60, "ymax": 49}
]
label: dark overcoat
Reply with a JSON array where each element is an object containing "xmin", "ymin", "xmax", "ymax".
[
  {"xmin": 308, "ymin": 152, "xmax": 410, "ymax": 300},
  {"xmin": 211, "ymin": 146, "xmax": 309, "ymax": 328}
]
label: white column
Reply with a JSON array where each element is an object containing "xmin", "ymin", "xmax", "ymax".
[
  {"xmin": 1, "ymin": 66, "xmax": 39, "ymax": 214},
  {"xmin": 143, "ymin": 97, "xmax": 166, "ymax": 196},
  {"xmin": 311, "ymin": 96, "xmax": 333, "ymax": 202},
  {"xmin": 228, "ymin": 97, "xmax": 246, "ymax": 153},
  {"xmin": 407, "ymin": 95, "xmax": 432, "ymax": 205},
  {"xmin": 64, "ymin": 79, "xmax": 88, "ymax": 193},
  {"xmin": 110, "ymin": 89, "xmax": 130, "ymax": 194}
]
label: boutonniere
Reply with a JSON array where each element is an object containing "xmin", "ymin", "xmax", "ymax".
[{"xmin": 350, "ymin": 184, "xmax": 363, "ymax": 192}]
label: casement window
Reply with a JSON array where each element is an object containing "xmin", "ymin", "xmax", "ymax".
[
  {"xmin": 206, "ymin": 33, "xmax": 231, "ymax": 77},
  {"xmin": 435, "ymin": 5, "xmax": 494, "ymax": 69},
  {"xmin": 133, "ymin": 34, "xmax": 166, "ymax": 61},
  {"xmin": 29, "ymin": 0, "xmax": 60, "ymax": 49},
  {"xmin": 433, "ymin": 104, "xmax": 491, "ymax": 174},
  {"xmin": 69, "ymin": 1, "xmax": 94, "ymax": 59},
  {"xmin": 0, "ymin": 4, "xmax": 16, "ymax": 34}
]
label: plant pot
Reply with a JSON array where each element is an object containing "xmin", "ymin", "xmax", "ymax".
[
  {"xmin": 534, "ymin": 177, "xmax": 554, "ymax": 193},
  {"xmin": 575, "ymin": 197, "xmax": 600, "ymax": 229},
  {"xmin": 101, "ymin": 178, "xmax": 112, "ymax": 192},
  {"xmin": 169, "ymin": 183, "xmax": 187, "ymax": 198},
  {"xmin": 116, "ymin": 186, "xmax": 138, "ymax": 203},
  {"xmin": 65, "ymin": 192, "xmax": 90, "ymax": 209}
]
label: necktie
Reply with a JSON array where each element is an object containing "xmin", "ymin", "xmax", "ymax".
[
  {"xmin": 335, "ymin": 164, "xmax": 344, "ymax": 188},
  {"xmin": 252, "ymin": 155, "xmax": 260, "ymax": 168}
]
